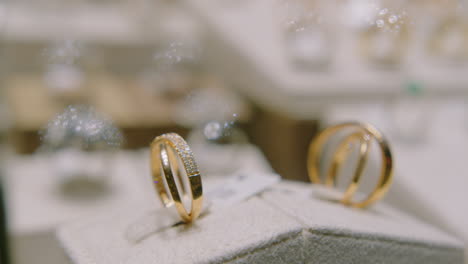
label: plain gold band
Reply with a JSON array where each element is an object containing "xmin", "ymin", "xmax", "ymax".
[
  {"xmin": 307, "ymin": 122, "xmax": 393, "ymax": 208},
  {"xmin": 150, "ymin": 133, "xmax": 203, "ymax": 223}
]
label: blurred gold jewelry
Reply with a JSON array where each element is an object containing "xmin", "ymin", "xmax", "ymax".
[
  {"xmin": 150, "ymin": 133, "xmax": 203, "ymax": 223},
  {"xmin": 428, "ymin": 16, "xmax": 468, "ymax": 62},
  {"xmin": 307, "ymin": 122, "xmax": 393, "ymax": 208},
  {"xmin": 359, "ymin": 13, "xmax": 409, "ymax": 66}
]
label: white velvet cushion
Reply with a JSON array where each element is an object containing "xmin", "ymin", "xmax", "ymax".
[{"xmin": 57, "ymin": 181, "xmax": 464, "ymax": 264}]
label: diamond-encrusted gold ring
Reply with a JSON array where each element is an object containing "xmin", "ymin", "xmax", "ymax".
[{"xmin": 150, "ymin": 133, "xmax": 203, "ymax": 223}]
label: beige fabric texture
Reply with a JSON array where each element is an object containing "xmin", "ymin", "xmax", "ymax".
[{"xmin": 57, "ymin": 181, "xmax": 464, "ymax": 264}]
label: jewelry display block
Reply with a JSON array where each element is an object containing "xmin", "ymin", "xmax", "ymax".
[
  {"xmin": 4, "ymin": 144, "xmax": 271, "ymax": 264},
  {"xmin": 323, "ymin": 99, "xmax": 468, "ymax": 258},
  {"xmin": 58, "ymin": 181, "xmax": 464, "ymax": 264},
  {"xmin": 185, "ymin": 0, "xmax": 468, "ymax": 118}
]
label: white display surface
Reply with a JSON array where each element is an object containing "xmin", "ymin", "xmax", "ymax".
[
  {"xmin": 58, "ymin": 181, "xmax": 464, "ymax": 264},
  {"xmin": 323, "ymin": 98, "xmax": 468, "ymax": 253},
  {"xmin": 4, "ymin": 144, "xmax": 271, "ymax": 264},
  {"xmin": 4, "ymin": 151, "xmax": 155, "ymax": 264},
  {"xmin": 184, "ymin": 0, "xmax": 468, "ymax": 119}
]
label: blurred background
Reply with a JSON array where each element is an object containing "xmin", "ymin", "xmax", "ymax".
[{"xmin": 0, "ymin": 0, "xmax": 467, "ymax": 263}]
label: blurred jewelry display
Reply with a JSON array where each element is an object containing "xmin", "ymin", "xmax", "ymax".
[
  {"xmin": 140, "ymin": 5, "xmax": 203, "ymax": 101},
  {"xmin": 42, "ymin": 39, "xmax": 88, "ymax": 103},
  {"xmin": 427, "ymin": 16, "xmax": 468, "ymax": 64},
  {"xmin": 187, "ymin": 120, "xmax": 249, "ymax": 175},
  {"xmin": 307, "ymin": 122, "xmax": 393, "ymax": 208},
  {"xmin": 387, "ymin": 81, "xmax": 432, "ymax": 144},
  {"xmin": 150, "ymin": 133, "xmax": 203, "ymax": 223},
  {"xmin": 174, "ymin": 86, "xmax": 250, "ymax": 176},
  {"xmin": 280, "ymin": 0, "xmax": 332, "ymax": 70},
  {"xmin": 40, "ymin": 105, "xmax": 123, "ymax": 198},
  {"xmin": 142, "ymin": 40, "xmax": 202, "ymax": 100},
  {"xmin": 358, "ymin": 4, "xmax": 409, "ymax": 67},
  {"xmin": 142, "ymin": 7, "xmax": 252, "ymax": 176}
]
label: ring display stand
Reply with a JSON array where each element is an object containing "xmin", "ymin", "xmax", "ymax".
[
  {"xmin": 57, "ymin": 181, "xmax": 464, "ymax": 264},
  {"xmin": 4, "ymin": 144, "xmax": 271, "ymax": 264}
]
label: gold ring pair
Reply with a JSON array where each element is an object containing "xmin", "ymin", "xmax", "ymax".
[{"xmin": 150, "ymin": 122, "xmax": 393, "ymax": 223}]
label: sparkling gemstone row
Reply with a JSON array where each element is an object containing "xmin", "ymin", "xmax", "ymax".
[{"xmin": 160, "ymin": 133, "xmax": 199, "ymax": 176}]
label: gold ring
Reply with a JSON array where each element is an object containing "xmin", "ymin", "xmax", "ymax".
[
  {"xmin": 307, "ymin": 122, "xmax": 393, "ymax": 208},
  {"xmin": 150, "ymin": 133, "xmax": 203, "ymax": 223}
]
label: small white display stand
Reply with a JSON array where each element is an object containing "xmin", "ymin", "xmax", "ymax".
[{"xmin": 57, "ymin": 181, "xmax": 464, "ymax": 264}]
